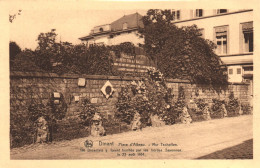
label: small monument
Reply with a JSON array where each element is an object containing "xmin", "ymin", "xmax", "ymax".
[
  {"xmin": 203, "ymin": 106, "xmax": 211, "ymax": 120},
  {"xmin": 150, "ymin": 114, "xmax": 165, "ymax": 127},
  {"xmin": 221, "ymin": 104, "xmax": 228, "ymax": 117},
  {"xmin": 131, "ymin": 112, "xmax": 142, "ymax": 131},
  {"xmin": 36, "ymin": 116, "xmax": 49, "ymax": 143},
  {"xmin": 180, "ymin": 106, "xmax": 192, "ymax": 124},
  {"xmin": 238, "ymin": 104, "xmax": 243, "ymax": 115},
  {"xmin": 90, "ymin": 113, "xmax": 106, "ymax": 137}
]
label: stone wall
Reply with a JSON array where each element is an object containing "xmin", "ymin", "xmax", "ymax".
[
  {"xmin": 10, "ymin": 71, "xmax": 252, "ymax": 119},
  {"xmin": 166, "ymin": 79, "xmax": 251, "ymax": 106}
]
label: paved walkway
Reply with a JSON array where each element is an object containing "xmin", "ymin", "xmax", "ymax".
[
  {"xmin": 197, "ymin": 139, "xmax": 253, "ymax": 159},
  {"xmin": 11, "ymin": 115, "xmax": 253, "ymax": 159}
]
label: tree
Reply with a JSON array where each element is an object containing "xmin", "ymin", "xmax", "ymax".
[
  {"xmin": 35, "ymin": 29, "xmax": 59, "ymax": 71},
  {"xmin": 34, "ymin": 29, "xmax": 116, "ymax": 75},
  {"xmin": 9, "ymin": 41, "xmax": 21, "ymax": 60},
  {"xmin": 10, "ymin": 49, "xmax": 43, "ymax": 72},
  {"xmin": 9, "ymin": 10, "xmax": 22, "ymax": 23},
  {"xmin": 139, "ymin": 9, "xmax": 228, "ymax": 86}
]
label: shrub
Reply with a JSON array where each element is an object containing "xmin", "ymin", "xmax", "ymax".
[
  {"xmin": 241, "ymin": 103, "xmax": 252, "ymax": 115},
  {"xmin": 102, "ymin": 118, "xmax": 131, "ymax": 135},
  {"xmin": 10, "ymin": 112, "xmax": 35, "ymax": 148},
  {"xmin": 10, "ymin": 93, "xmax": 68, "ymax": 147},
  {"xmin": 225, "ymin": 91, "xmax": 240, "ymax": 117},
  {"xmin": 52, "ymin": 116, "xmax": 89, "ymax": 141},
  {"xmin": 188, "ymin": 108, "xmax": 205, "ymax": 122},
  {"xmin": 211, "ymin": 98, "xmax": 225, "ymax": 118},
  {"xmin": 115, "ymin": 87, "xmax": 135, "ymax": 125},
  {"xmin": 79, "ymin": 98, "xmax": 98, "ymax": 126},
  {"xmin": 116, "ymin": 68, "xmax": 177, "ymax": 127},
  {"xmin": 109, "ymin": 42, "xmax": 136, "ymax": 58},
  {"xmin": 194, "ymin": 98, "xmax": 208, "ymax": 114}
]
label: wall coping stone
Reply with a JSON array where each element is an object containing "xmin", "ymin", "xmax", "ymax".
[
  {"xmin": 10, "ymin": 71, "xmax": 141, "ymax": 81},
  {"xmin": 10, "ymin": 71, "xmax": 249, "ymax": 85}
]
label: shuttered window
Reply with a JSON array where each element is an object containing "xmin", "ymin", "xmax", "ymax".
[{"xmin": 241, "ymin": 22, "xmax": 253, "ymax": 52}]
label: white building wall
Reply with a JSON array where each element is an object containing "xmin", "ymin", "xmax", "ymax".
[
  {"xmin": 227, "ymin": 65, "xmax": 243, "ymax": 83},
  {"xmin": 174, "ymin": 10, "xmax": 253, "ymax": 83},
  {"xmin": 92, "ymin": 24, "xmax": 111, "ymax": 34},
  {"xmin": 175, "ymin": 11, "xmax": 253, "ymax": 55},
  {"xmin": 87, "ymin": 31, "xmax": 144, "ymax": 46},
  {"xmin": 88, "ymin": 35, "xmax": 109, "ymax": 45},
  {"xmin": 109, "ymin": 31, "xmax": 144, "ymax": 46}
]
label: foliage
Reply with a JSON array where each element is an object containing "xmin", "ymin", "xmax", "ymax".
[
  {"xmin": 27, "ymin": 93, "xmax": 68, "ymax": 122},
  {"xmin": 115, "ymin": 87, "xmax": 135, "ymax": 124},
  {"xmin": 28, "ymin": 102, "xmax": 52, "ymax": 122},
  {"xmin": 10, "ymin": 49, "xmax": 43, "ymax": 72},
  {"xmin": 11, "ymin": 93, "xmax": 68, "ymax": 147},
  {"xmin": 241, "ymin": 103, "xmax": 252, "ymax": 115},
  {"xmin": 27, "ymin": 93, "xmax": 67, "ymax": 142},
  {"xmin": 225, "ymin": 91, "xmax": 240, "ymax": 116},
  {"xmin": 49, "ymin": 93, "xmax": 68, "ymax": 120},
  {"xmin": 10, "ymin": 111, "xmax": 35, "ymax": 148},
  {"xmin": 11, "ymin": 29, "xmax": 134, "ymax": 76},
  {"xmin": 78, "ymin": 45, "xmax": 115, "ymax": 75},
  {"xmin": 52, "ymin": 116, "xmax": 89, "ymax": 141},
  {"xmin": 211, "ymin": 98, "xmax": 225, "ymax": 118},
  {"xmin": 9, "ymin": 41, "xmax": 22, "ymax": 61},
  {"xmin": 188, "ymin": 108, "xmax": 205, "ymax": 122},
  {"xmin": 9, "ymin": 10, "xmax": 22, "ymax": 23},
  {"xmin": 139, "ymin": 9, "xmax": 228, "ymax": 87},
  {"xmin": 116, "ymin": 68, "xmax": 177, "ymax": 126},
  {"xmin": 79, "ymin": 98, "xmax": 98, "ymax": 126},
  {"xmin": 195, "ymin": 98, "xmax": 208, "ymax": 113},
  {"xmin": 109, "ymin": 42, "xmax": 136, "ymax": 58},
  {"xmin": 102, "ymin": 118, "xmax": 130, "ymax": 135},
  {"xmin": 34, "ymin": 29, "xmax": 57, "ymax": 71}
]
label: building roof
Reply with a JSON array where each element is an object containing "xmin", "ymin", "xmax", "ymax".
[
  {"xmin": 79, "ymin": 13, "xmax": 144, "ymax": 41},
  {"xmin": 111, "ymin": 13, "xmax": 144, "ymax": 31}
]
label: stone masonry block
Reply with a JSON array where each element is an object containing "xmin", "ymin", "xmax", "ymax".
[{"xmin": 91, "ymin": 98, "xmax": 98, "ymax": 104}]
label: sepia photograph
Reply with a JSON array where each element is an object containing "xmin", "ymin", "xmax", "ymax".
[{"xmin": 1, "ymin": 0, "xmax": 259, "ymax": 166}]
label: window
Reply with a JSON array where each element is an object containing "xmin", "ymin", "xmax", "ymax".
[
  {"xmin": 237, "ymin": 68, "xmax": 241, "ymax": 74},
  {"xmin": 229, "ymin": 68, "xmax": 233, "ymax": 75},
  {"xmin": 176, "ymin": 10, "xmax": 180, "ymax": 20},
  {"xmin": 99, "ymin": 28, "xmax": 103, "ymax": 32},
  {"xmin": 172, "ymin": 10, "xmax": 181, "ymax": 20},
  {"xmin": 123, "ymin": 22, "xmax": 128, "ymax": 30},
  {"xmin": 217, "ymin": 9, "xmax": 228, "ymax": 14},
  {"xmin": 195, "ymin": 9, "xmax": 203, "ymax": 17},
  {"xmin": 241, "ymin": 22, "xmax": 253, "ymax": 52},
  {"xmin": 244, "ymin": 66, "xmax": 253, "ymax": 71},
  {"xmin": 215, "ymin": 26, "xmax": 228, "ymax": 55}
]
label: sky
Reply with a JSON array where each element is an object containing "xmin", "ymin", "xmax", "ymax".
[
  {"xmin": 9, "ymin": 8, "xmax": 147, "ymax": 50},
  {"xmin": 6, "ymin": 0, "xmax": 257, "ymax": 50}
]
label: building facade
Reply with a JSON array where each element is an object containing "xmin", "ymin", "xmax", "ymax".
[
  {"xmin": 79, "ymin": 13, "xmax": 144, "ymax": 47},
  {"xmin": 80, "ymin": 10, "xmax": 253, "ymax": 84},
  {"xmin": 172, "ymin": 9, "xmax": 253, "ymax": 83}
]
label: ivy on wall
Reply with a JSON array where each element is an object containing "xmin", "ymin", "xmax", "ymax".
[{"xmin": 139, "ymin": 9, "xmax": 228, "ymax": 87}]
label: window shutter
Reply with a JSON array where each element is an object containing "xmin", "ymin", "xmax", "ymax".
[
  {"xmin": 215, "ymin": 26, "xmax": 227, "ymax": 36},
  {"xmin": 242, "ymin": 22, "xmax": 253, "ymax": 32}
]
